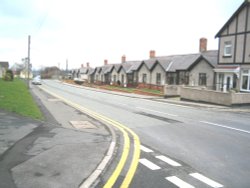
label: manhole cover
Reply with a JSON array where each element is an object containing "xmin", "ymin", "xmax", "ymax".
[
  {"xmin": 48, "ymin": 98, "xmax": 61, "ymax": 102},
  {"xmin": 69, "ymin": 121, "xmax": 97, "ymax": 129}
]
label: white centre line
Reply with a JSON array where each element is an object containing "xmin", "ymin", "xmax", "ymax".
[
  {"xmin": 140, "ymin": 145, "xmax": 154, "ymax": 153},
  {"xmin": 166, "ymin": 176, "xmax": 195, "ymax": 188},
  {"xmin": 200, "ymin": 121, "xmax": 250, "ymax": 134},
  {"xmin": 139, "ymin": 158, "xmax": 161, "ymax": 170},
  {"xmin": 190, "ymin": 173, "xmax": 223, "ymax": 188},
  {"xmin": 156, "ymin": 155, "xmax": 181, "ymax": 167},
  {"xmin": 136, "ymin": 107, "xmax": 178, "ymax": 117}
]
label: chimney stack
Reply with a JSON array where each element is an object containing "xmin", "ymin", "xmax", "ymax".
[
  {"xmin": 122, "ymin": 55, "xmax": 126, "ymax": 63},
  {"xmin": 199, "ymin": 38, "xmax": 207, "ymax": 52},
  {"xmin": 81, "ymin": 64, "xmax": 84, "ymax": 68},
  {"xmin": 86, "ymin": 62, "xmax": 90, "ymax": 68},
  {"xmin": 104, "ymin": 59, "xmax": 108, "ymax": 65},
  {"xmin": 150, "ymin": 50, "xmax": 156, "ymax": 58}
]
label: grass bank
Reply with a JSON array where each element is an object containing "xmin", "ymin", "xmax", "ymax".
[{"xmin": 0, "ymin": 79, "xmax": 43, "ymax": 119}]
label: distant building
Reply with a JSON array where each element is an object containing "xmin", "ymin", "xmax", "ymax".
[{"xmin": 0, "ymin": 61, "xmax": 9, "ymax": 78}]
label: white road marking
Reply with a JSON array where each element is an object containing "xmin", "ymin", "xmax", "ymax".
[
  {"xmin": 139, "ymin": 158, "xmax": 161, "ymax": 170},
  {"xmin": 156, "ymin": 155, "xmax": 181, "ymax": 167},
  {"xmin": 200, "ymin": 121, "xmax": 250, "ymax": 134},
  {"xmin": 140, "ymin": 145, "xmax": 154, "ymax": 153},
  {"xmin": 190, "ymin": 173, "xmax": 223, "ymax": 188},
  {"xmin": 166, "ymin": 176, "xmax": 195, "ymax": 188},
  {"xmin": 136, "ymin": 107, "xmax": 178, "ymax": 117}
]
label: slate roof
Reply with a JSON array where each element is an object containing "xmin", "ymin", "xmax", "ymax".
[
  {"xmin": 201, "ymin": 50, "xmax": 218, "ymax": 68},
  {"xmin": 120, "ymin": 61, "xmax": 142, "ymax": 73},
  {"xmin": 79, "ymin": 67, "xmax": 88, "ymax": 74},
  {"xmin": 142, "ymin": 50, "xmax": 218, "ymax": 72}
]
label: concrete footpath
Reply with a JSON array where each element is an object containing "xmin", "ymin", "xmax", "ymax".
[{"xmin": 0, "ymin": 86, "xmax": 114, "ymax": 188}]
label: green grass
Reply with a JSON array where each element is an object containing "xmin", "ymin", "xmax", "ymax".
[
  {"xmin": 139, "ymin": 88, "xmax": 163, "ymax": 95},
  {"xmin": 0, "ymin": 79, "xmax": 43, "ymax": 119},
  {"xmin": 104, "ymin": 85, "xmax": 134, "ymax": 92}
]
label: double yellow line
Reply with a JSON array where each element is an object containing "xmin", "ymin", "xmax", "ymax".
[{"xmin": 39, "ymin": 86, "xmax": 140, "ymax": 188}]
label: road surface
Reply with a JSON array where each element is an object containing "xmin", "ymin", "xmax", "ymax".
[{"xmin": 40, "ymin": 80, "xmax": 250, "ymax": 188}]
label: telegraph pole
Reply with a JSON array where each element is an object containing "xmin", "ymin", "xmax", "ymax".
[{"xmin": 27, "ymin": 35, "xmax": 31, "ymax": 88}]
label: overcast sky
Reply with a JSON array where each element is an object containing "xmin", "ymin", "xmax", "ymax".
[{"xmin": 0, "ymin": 0, "xmax": 243, "ymax": 70}]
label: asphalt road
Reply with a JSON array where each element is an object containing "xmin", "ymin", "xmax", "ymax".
[{"xmin": 41, "ymin": 80, "xmax": 250, "ymax": 188}]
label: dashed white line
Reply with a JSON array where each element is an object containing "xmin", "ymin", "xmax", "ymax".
[
  {"xmin": 156, "ymin": 155, "xmax": 181, "ymax": 167},
  {"xmin": 136, "ymin": 107, "xmax": 178, "ymax": 117},
  {"xmin": 200, "ymin": 121, "xmax": 250, "ymax": 134},
  {"xmin": 139, "ymin": 158, "xmax": 161, "ymax": 170},
  {"xmin": 140, "ymin": 145, "xmax": 154, "ymax": 153},
  {"xmin": 190, "ymin": 173, "xmax": 223, "ymax": 188},
  {"xmin": 166, "ymin": 176, "xmax": 195, "ymax": 188}
]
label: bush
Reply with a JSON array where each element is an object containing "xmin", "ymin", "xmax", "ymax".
[{"xmin": 3, "ymin": 69, "xmax": 14, "ymax": 81}]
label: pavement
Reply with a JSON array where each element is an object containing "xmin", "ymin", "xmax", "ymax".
[{"xmin": 0, "ymin": 85, "xmax": 115, "ymax": 188}]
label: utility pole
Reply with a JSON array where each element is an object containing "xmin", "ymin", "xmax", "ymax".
[{"xmin": 27, "ymin": 35, "xmax": 31, "ymax": 88}]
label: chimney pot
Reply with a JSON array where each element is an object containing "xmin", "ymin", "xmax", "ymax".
[
  {"xmin": 86, "ymin": 62, "xmax": 90, "ymax": 68},
  {"xmin": 81, "ymin": 64, "xmax": 84, "ymax": 68},
  {"xmin": 150, "ymin": 50, "xmax": 156, "ymax": 58},
  {"xmin": 199, "ymin": 38, "xmax": 207, "ymax": 52},
  {"xmin": 122, "ymin": 55, "xmax": 126, "ymax": 63},
  {"xmin": 104, "ymin": 59, "xmax": 108, "ymax": 65}
]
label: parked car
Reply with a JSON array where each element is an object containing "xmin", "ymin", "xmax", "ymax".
[{"xmin": 32, "ymin": 77, "xmax": 42, "ymax": 85}]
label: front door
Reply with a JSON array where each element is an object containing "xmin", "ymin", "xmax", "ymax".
[{"xmin": 226, "ymin": 76, "xmax": 231, "ymax": 91}]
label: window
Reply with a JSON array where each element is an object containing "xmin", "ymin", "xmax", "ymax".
[
  {"xmin": 113, "ymin": 75, "xmax": 116, "ymax": 82},
  {"xmin": 142, "ymin": 74, "xmax": 147, "ymax": 83},
  {"xmin": 121, "ymin": 74, "xmax": 124, "ymax": 84},
  {"xmin": 178, "ymin": 71, "xmax": 189, "ymax": 85},
  {"xmin": 156, "ymin": 73, "xmax": 161, "ymax": 85},
  {"xmin": 199, "ymin": 73, "xmax": 207, "ymax": 86},
  {"xmin": 224, "ymin": 41, "xmax": 232, "ymax": 57},
  {"xmin": 167, "ymin": 73, "xmax": 177, "ymax": 85},
  {"xmin": 241, "ymin": 70, "xmax": 250, "ymax": 91}
]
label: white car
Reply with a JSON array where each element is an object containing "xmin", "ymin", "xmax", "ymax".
[{"xmin": 32, "ymin": 78, "xmax": 42, "ymax": 85}]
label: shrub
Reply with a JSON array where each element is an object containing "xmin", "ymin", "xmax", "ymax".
[{"xmin": 3, "ymin": 69, "xmax": 14, "ymax": 81}]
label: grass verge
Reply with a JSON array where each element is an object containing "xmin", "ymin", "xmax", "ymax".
[{"xmin": 0, "ymin": 79, "xmax": 43, "ymax": 120}]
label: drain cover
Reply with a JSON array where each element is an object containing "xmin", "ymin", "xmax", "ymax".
[{"xmin": 70, "ymin": 121, "xmax": 97, "ymax": 129}]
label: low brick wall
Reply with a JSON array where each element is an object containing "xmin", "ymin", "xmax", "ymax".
[
  {"xmin": 180, "ymin": 87, "xmax": 250, "ymax": 106},
  {"xmin": 137, "ymin": 83, "xmax": 163, "ymax": 91},
  {"xmin": 164, "ymin": 85, "xmax": 183, "ymax": 97},
  {"xmin": 232, "ymin": 93, "xmax": 250, "ymax": 105}
]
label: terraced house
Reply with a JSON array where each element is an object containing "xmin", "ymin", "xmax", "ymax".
[
  {"xmin": 215, "ymin": 0, "xmax": 250, "ymax": 92},
  {"xmin": 137, "ymin": 40, "xmax": 218, "ymax": 91},
  {"xmin": 85, "ymin": 38, "xmax": 217, "ymax": 91}
]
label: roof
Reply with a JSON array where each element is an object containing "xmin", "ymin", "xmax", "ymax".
[
  {"xmin": 0, "ymin": 61, "xmax": 9, "ymax": 69},
  {"xmin": 119, "ymin": 61, "xmax": 142, "ymax": 73},
  {"xmin": 215, "ymin": 0, "xmax": 250, "ymax": 38},
  {"xmin": 79, "ymin": 67, "xmax": 88, "ymax": 74},
  {"xmin": 201, "ymin": 50, "xmax": 218, "ymax": 68},
  {"xmin": 88, "ymin": 68, "xmax": 95, "ymax": 75},
  {"xmin": 140, "ymin": 50, "xmax": 218, "ymax": 72}
]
